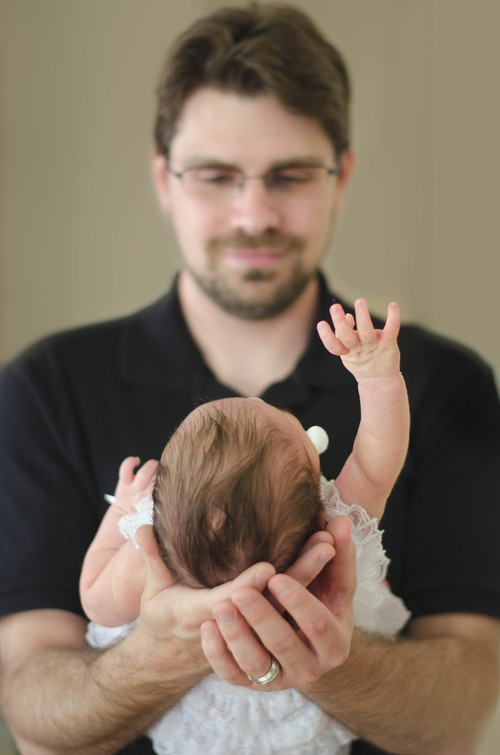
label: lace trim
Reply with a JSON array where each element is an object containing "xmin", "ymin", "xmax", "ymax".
[
  {"xmin": 321, "ymin": 477, "xmax": 410, "ymax": 635},
  {"xmin": 87, "ymin": 479, "xmax": 410, "ymax": 754},
  {"xmin": 117, "ymin": 495, "xmax": 153, "ymax": 547}
]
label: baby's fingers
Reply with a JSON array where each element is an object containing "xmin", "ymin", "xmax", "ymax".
[
  {"xmin": 329, "ymin": 303, "xmax": 361, "ymax": 350},
  {"xmin": 381, "ymin": 301, "xmax": 401, "ymax": 342},
  {"xmin": 317, "ymin": 320, "xmax": 349, "ymax": 355},
  {"xmin": 352, "ymin": 299, "xmax": 377, "ymax": 345},
  {"xmin": 133, "ymin": 459, "xmax": 159, "ymax": 492},
  {"xmin": 118, "ymin": 456, "xmax": 141, "ymax": 484},
  {"xmin": 318, "ymin": 303, "xmax": 359, "ymax": 354}
]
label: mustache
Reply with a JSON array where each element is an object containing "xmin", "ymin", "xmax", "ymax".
[{"xmin": 208, "ymin": 231, "xmax": 304, "ymax": 253}]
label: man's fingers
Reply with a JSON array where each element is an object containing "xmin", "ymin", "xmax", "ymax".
[
  {"xmin": 201, "ymin": 619, "xmax": 247, "ymax": 684},
  {"xmin": 229, "ymin": 561, "xmax": 276, "ymax": 592},
  {"xmin": 229, "ymin": 578, "xmax": 351, "ymax": 682},
  {"xmin": 319, "ymin": 515, "xmax": 357, "ymax": 616},
  {"xmin": 284, "ymin": 533, "xmax": 335, "ymax": 586},
  {"xmin": 135, "ymin": 524, "xmax": 176, "ymax": 596},
  {"xmin": 202, "ymin": 562, "xmax": 276, "ymax": 612},
  {"xmin": 168, "ymin": 562, "xmax": 276, "ymax": 632},
  {"xmin": 266, "ymin": 575, "xmax": 351, "ymax": 665},
  {"xmin": 208, "ymin": 522, "xmax": 356, "ymax": 689},
  {"xmin": 213, "ymin": 594, "xmax": 291, "ymax": 684}
]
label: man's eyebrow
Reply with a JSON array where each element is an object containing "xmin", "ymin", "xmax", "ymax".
[
  {"xmin": 176, "ymin": 157, "xmax": 240, "ymax": 171},
  {"xmin": 270, "ymin": 157, "xmax": 330, "ymax": 169},
  {"xmin": 173, "ymin": 155, "xmax": 330, "ymax": 171}
]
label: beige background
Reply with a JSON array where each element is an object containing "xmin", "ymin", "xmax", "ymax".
[{"xmin": 1, "ymin": 0, "xmax": 499, "ymax": 752}]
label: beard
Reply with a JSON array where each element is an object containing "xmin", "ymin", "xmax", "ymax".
[{"xmin": 185, "ymin": 231, "xmax": 317, "ymax": 320}]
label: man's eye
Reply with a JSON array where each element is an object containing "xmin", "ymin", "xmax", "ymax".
[
  {"xmin": 195, "ymin": 170, "xmax": 238, "ymax": 185},
  {"xmin": 269, "ymin": 169, "xmax": 313, "ymax": 187}
]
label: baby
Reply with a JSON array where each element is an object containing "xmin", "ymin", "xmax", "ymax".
[{"xmin": 80, "ymin": 299, "xmax": 411, "ymax": 755}]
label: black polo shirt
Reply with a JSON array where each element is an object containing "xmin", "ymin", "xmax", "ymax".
[{"xmin": 1, "ymin": 274, "xmax": 500, "ymax": 755}]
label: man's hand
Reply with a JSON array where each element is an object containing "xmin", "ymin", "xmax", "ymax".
[
  {"xmin": 135, "ymin": 522, "xmax": 337, "ymax": 639},
  {"xmin": 200, "ymin": 516, "xmax": 355, "ymax": 689},
  {"xmin": 135, "ymin": 524, "xmax": 277, "ymax": 645}
]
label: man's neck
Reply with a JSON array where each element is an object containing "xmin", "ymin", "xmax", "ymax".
[{"xmin": 177, "ymin": 271, "xmax": 320, "ymax": 397}]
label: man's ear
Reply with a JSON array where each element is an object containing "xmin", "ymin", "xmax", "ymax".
[
  {"xmin": 330, "ymin": 147, "xmax": 355, "ymax": 213},
  {"xmin": 151, "ymin": 150, "xmax": 171, "ymax": 213},
  {"xmin": 337, "ymin": 147, "xmax": 355, "ymax": 194}
]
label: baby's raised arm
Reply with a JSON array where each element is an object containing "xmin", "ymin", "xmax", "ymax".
[
  {"xmin": 80, "ymin": 457, "xmax": 157, "ymax": 626},
  {"xmin": 317, "ymin": 299, "xmax": 410, "ymax": 520}
]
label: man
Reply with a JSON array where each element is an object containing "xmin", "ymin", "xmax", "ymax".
[{"xmin": 1, "ymin": 5, "xmax": 499, "ymax": 754}]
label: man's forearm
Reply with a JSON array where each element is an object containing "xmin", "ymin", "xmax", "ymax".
[
  {"xmin": 3, "ymin": 527, "xmax": 270, "ymax": 754},
  {"xmin": 1, "ymin": 625, "xmax": 207, "ymax": 755},
  {"xmin": 304, "ymin": 619, "xmax": 500, "ymax": 755}
]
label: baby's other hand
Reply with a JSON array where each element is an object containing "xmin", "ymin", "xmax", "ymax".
[
  {"xmin": 317, "ymin": 299, "xmax": 401, "ymax": 380},
  {"xmin": 113, "ymin": 456, "xmax": 158, "ymax": 517}
]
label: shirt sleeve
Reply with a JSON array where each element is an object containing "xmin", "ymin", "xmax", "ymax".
[
  {"xmin": 387, "ymin": 330, "xmax": 500, "ymax": 618},
  {"xmin": 0, "ymin": 352, "xmax": 99, "ymax": 617}
]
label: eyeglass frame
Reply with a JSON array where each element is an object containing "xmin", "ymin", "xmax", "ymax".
[{"xmin": 167, "ymin": 161, "xmax": 340, "ymax": 199}]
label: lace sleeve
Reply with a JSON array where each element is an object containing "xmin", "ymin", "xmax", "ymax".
[{"xmin": 321, "ymin": 477, "xmax": 410, "ymax": 636}]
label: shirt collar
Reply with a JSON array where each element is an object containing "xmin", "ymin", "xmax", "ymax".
[
  {"xmin": 119, "ymin": 277, "xmax": 209, "ymax": 388},
  {"xmin": 119, "ymin": 273, "xmax": 354, "ymax": 396}
]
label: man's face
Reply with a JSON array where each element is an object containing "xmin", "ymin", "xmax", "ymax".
[{"xmin": 153, "ymin": 88, "xmax": 352, "ymax": 319}]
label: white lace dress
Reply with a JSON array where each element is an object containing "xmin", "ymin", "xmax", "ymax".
[{"xmin": 86, "ymin": 478, "xmax": 410, "ymax": 755}]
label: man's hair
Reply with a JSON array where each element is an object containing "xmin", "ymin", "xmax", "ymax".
[
  {"xmin": 154, "ymin": 2, "xmax": 350, "ymax": 160},
  {"xmin": 153, "ymin": 402, "xmax": 323, "ymax": 588}
]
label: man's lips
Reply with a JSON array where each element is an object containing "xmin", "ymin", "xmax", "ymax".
[
  {"xmin": 221, "ymin": 248, "xmax": 286, "ymax": 268},
  {"xmin": 209, "ymin": 233, "xmax": 304, "ymax": 269}
]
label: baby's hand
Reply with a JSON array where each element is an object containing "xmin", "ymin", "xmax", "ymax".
[
  {"xmin": 112, "ymin": 456, "xmax": 158, "ymax": 518},
  {"xmin": 317, "ymin": 299, "xmax": 401, "ymax": 380}
]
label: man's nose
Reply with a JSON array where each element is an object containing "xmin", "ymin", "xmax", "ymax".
[{"xmin": 229, "ymin": 179, "xmax": 281, "ymax": 236}]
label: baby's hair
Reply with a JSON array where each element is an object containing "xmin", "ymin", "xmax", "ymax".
[{"xmin": 153, "ymin": 401, "xmax": 323, "ymax": 588}]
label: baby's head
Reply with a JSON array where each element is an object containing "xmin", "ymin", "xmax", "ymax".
[{"xmin": 153, "ymin": 397, "xmax": 323, "ymax": 588}]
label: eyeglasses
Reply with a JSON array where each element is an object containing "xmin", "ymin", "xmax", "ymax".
[{"xmin": 168, "ymin": 164, "xmax": 339, "ymax": 203}]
